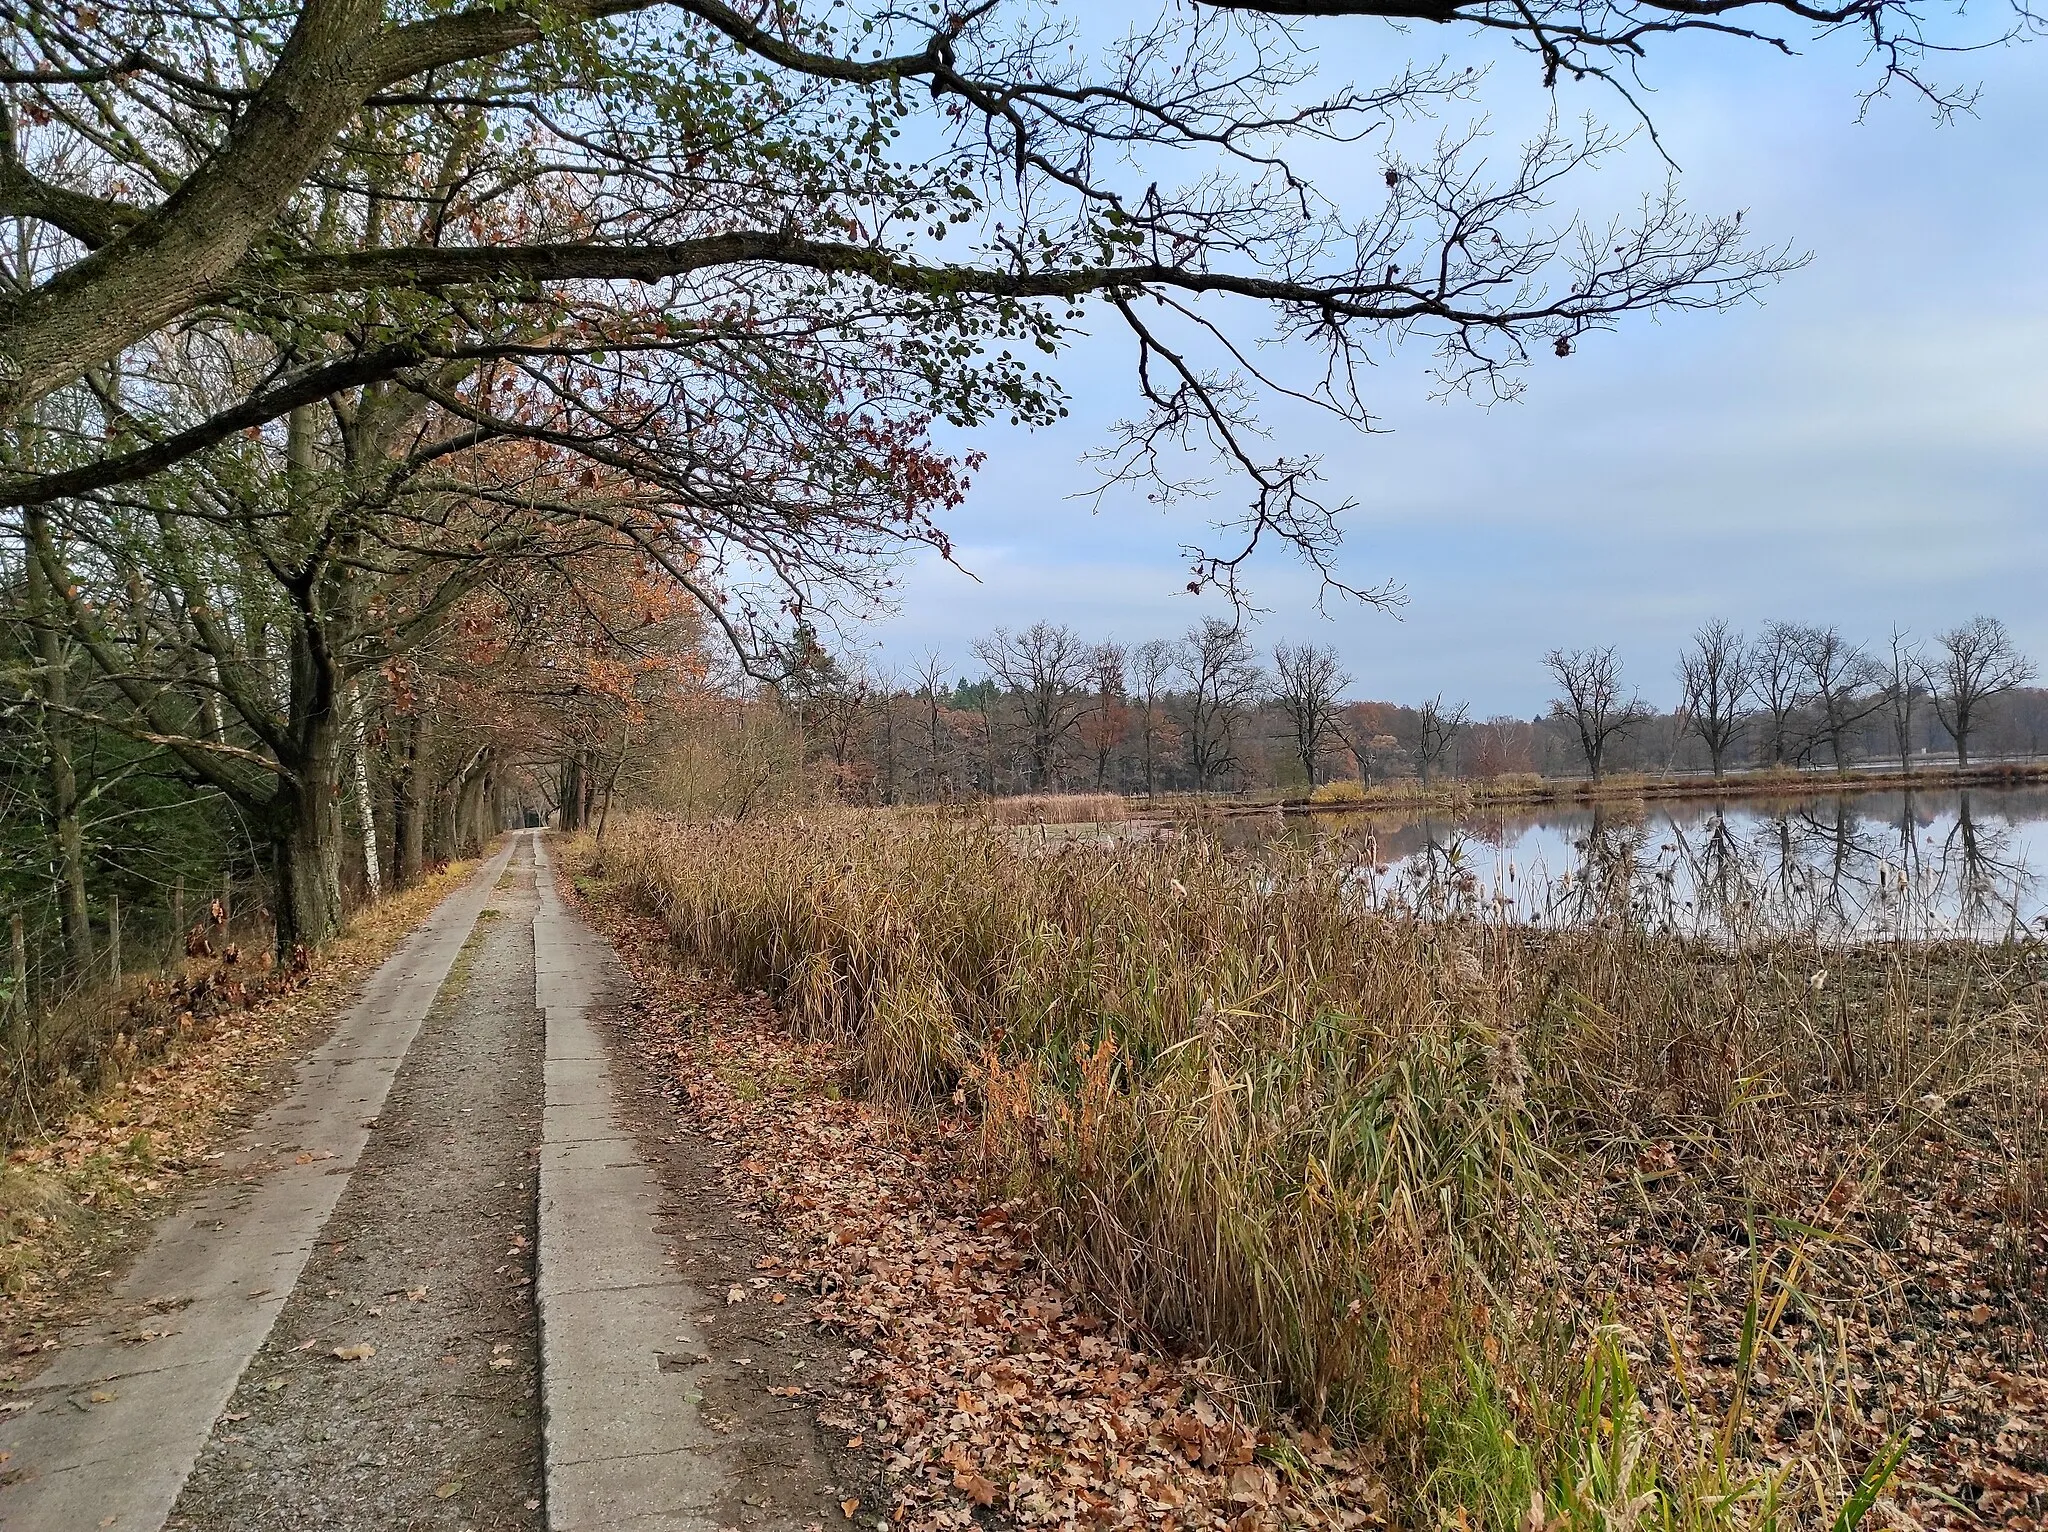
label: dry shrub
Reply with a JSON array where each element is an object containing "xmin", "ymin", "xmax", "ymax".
[{"xmin": 586, "ymin": 812, "xmax": 1548, "ymax": 1437}]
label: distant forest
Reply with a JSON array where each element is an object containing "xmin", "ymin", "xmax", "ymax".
[{"xmin": 675, "ymin": 615, "xmax": 2046, "ymax": 807}]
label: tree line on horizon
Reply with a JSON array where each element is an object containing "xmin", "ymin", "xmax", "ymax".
[{"xmin": 687, "ymin": 614, "xmax": 2044, "ymax": 807}]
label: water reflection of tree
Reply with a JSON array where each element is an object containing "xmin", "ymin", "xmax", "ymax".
[
  {"xmin": 1339, "ymin": 788, "xmax": 2039, "ymax": 938},
  {"xmin": 1530, "ymin": 806, "xmax": 1656, "ymax": 927},
  {"xmin": 1571, "ymin": 792, "xmax": 2035, "ymax": 940},
  {"xmin": 1663, "ymin": 806, "xmax": 1746, "ymax": 933},
  {"xmin": 1941, "ymin": 790, "xmax": 2032, "ymax": 937}
]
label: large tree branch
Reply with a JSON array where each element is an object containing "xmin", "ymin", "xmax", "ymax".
[
  {"xmin": 0, "ymin": 0, "xmax": 660, "ymax": 415},
  {"xmin": 0, "ymin": 0, "xmax": 391, "ymax": 413},
  {"xmin": 0, "ymin": 161, "xmax": 143, "ymax": 250},
  {"xmin": 265, "ymin": 232, "xmax": 1734, "ymax": 325},
  {"xmin": 1196, "ymin": 0, "xmax": 1959, "ymax": 29},
  {"xmin": 0, "ymin": 344, "xmax": 431, "ymax": 508}
]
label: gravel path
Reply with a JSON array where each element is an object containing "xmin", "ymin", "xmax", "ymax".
[{"xmin": 166, "ymin": 851, "xmax": 546, "ymax": 1532}]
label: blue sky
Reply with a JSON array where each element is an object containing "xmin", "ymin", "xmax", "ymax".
[{"xmin": 860, "ymin": 19, "xmax": 2048, "ymax": 717}]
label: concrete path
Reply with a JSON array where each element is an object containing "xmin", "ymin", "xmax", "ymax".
[
  {"xmin": 0, "ymin": 839, "xmax": 516, "ymax": 1531},
  {"xmin": 531, "ymin": 835, "xmax": 725, "ymax": 1532},
  {"xmin": 0, "ymin": 831, "xmax": 755, "ymax": 1531}
]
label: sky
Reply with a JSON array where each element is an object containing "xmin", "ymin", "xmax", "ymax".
[{"xmin": 856, "ymin": 16, "xmax": 2048, "ymax": 717}]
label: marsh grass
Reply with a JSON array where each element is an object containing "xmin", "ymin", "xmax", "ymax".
[
  {"xmin": 582, "ymin": 811, "xmax": 2043, "ymax": 1527},
  {"xmin": 975, "ymin": 792, "xmax": 1132, "ymax": 825}
]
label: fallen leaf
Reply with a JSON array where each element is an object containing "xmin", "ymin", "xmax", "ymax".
[
  {"xmin": 434, "ymin": 1480, "xmax": 462, "ymax": 1499},
  {"xmin": 952, "ymin": 1468, "xmax": 997, "ymax": 1506},
  {"xmin": 840, "ymin": 1499, "xmax": 861, "ymax": 1519},
  {"xmin": 332, "ymin": 1344, "xmax": 375, "ymax": 1362},
  {"xmin": 726, "ymin": 1285, "xmax": 745, "ymax": 1304}
]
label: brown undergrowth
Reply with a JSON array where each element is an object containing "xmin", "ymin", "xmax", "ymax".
[
  {"xmin": 573, "ymin": 811, "xmax": 2048, "ymax": 1530},
  {"xmin": 0, "ymin": 856, "xmax": 481, "ymax": 1338}
]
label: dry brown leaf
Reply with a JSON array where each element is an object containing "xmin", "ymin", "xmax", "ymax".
[{"xmin": 951, "ymin": 1469, "xmax": 997, "ymax": 1506}]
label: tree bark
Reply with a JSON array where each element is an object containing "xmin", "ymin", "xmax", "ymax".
[
  {"xmin": 264, "ymin": 595, "xmax": 353, "ymax": 953},
  {"xmin": 348, "ymin": 682, "xmax": 382, "ymax": 901},
  {"xmin": 269, "ymin": 750, "xmax": 346, "ymax": 954},
  {"xmin": 558, "ymin": 753, "xmax": 585, "ymax": 831},
  {"xmin": 393, "ymin": 710, "xmax": 432, "ymax": 884}
]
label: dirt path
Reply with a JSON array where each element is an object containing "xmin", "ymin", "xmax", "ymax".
[{"xmin": 165, "ymin": 849, "xmax": 546, "ymax": 1532}]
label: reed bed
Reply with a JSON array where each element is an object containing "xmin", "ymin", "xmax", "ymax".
[
  {"xmin": 976, "ymin": 792, "xmax": 1133, "ymax": 825},
  {"xmin": 580, "ymin": 810, "xmax": 2045, "ymax": 1528}
]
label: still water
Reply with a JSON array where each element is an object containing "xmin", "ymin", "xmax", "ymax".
[{"xmin": 1260, "ymin": 788, "xmax": 2048, "ymax": 942}]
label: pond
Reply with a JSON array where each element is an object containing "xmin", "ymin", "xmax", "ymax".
[{"xmin": 1254, "ymin": 787, "xmax": 2048, "ymax": 942}]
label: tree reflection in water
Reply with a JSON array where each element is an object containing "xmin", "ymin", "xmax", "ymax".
[{"xmin": 1297, "ymin": 787, "xmax": 2047, "ymax": 941}]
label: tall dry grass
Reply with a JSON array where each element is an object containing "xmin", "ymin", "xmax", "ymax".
[
  {"xmin": 580, "ymin": 810, "xmax": 2041, "ymax": 1526},
  {"xmin": 975, "ymin": 792, "xmax": 1132, "ymax": 826}
]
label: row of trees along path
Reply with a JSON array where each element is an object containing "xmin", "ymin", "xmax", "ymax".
[{"xmin": 1, "ymin": 0, "xmax": 2004, "ymax": 965}]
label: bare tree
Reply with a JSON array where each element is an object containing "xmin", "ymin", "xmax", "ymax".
[
  {"xmin": 1130, "ymin": 639, "xmax": 1176, "ymax": 798},
  {"xmin": 1747, "ymin": 622, "xmax": 1813, "ymax": 767},
  {"xmin": 1413, "ymin": 696, "xmax": 1469, "ymax": 786},
  {"xmin": 1930, "ymin": 616, "xmax": 2036, "ymax": 767},
  {"xmin": 1792, "ymin": 625, "xmax": 1885, "ymax": 776},
  {"xmin": 1083, "ymin": 642, "xmax": 1128, "ymax": 790},
  {"xmin": 1544, "ymin": 647, "xmax": 1647, "ymax": 781},
  {"xmin": 972, "ymin": 623, "xmax": 1095, "ymax": 791},
  {"xmin": 869, "ymin": 664, "xmax": 902, "ymax": 804},
  {"xmin": 1271, "ymin": 642, "xmax": 1350, "ymax": 789},
  {"xmin": 911, "ymin": 649, "xmax": 951, "ymax": 800},
  {"xmin": 1882, "ymin": 628, "xmax": 1928, "ymax": 776},
  {"xmin": 1676, "ymin": 619, "xmax": 1751, "ymax": 779},
  {"xmin": 1176, "ymin": 620, "xmax": 1263, "ymax": 792}
]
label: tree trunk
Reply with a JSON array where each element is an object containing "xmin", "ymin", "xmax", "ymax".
[
  {"xmin": 559, "ymin": 753, "xmax": 584, "ymax": 831},
  {"xmin": 348, "ymin": 682, "xmax": 381, "ymax": 901},
  {"xmin": 25, "ymin": 507, "xmax": 93, "ymax": 974},
  {"xmin": 269, "ymin": 762, "xmax": 345, "ymax": 954},
  {"xmin": 395, "ymin": 710, "xmax": 431, "ymax": 883},
  {"xmin": 269, "ymin": 608, "xmax": 349, "ymax": 955}
]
